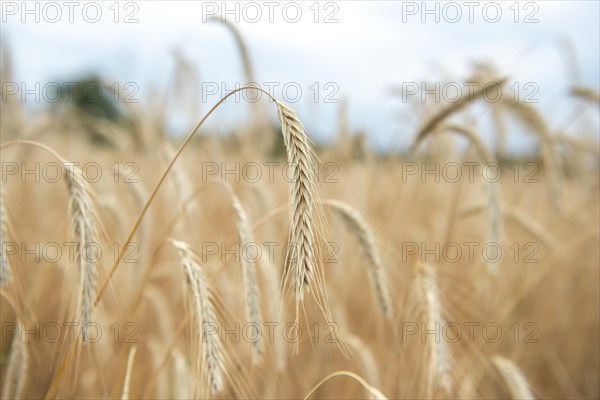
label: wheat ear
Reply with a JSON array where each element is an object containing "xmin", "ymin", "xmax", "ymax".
[
  {"xmin": 0, "ymin": 187, "xmax": 11, "ymax": 285},
  {"xmin": 277, "ymin": 100, "xmax": 321, "ymax": 302},
  {"xmin": 2, "ymin": 322, "xmax": 29, "ymax": 399},
  {"xmin": 492, "ymin": 356, "xmax": 535, "ymax": 400},
  {"xmin": 322, "ymin": 199, "xmax": 392, "ymax": 318},
  {"xmin": 171, "ymin": 240, "xmax": 225, "ymax": 395},
  {"xmin": 223, "ymin": 184, "xmax": 264, "ymax": 364},
  {"xmin": 415, "ymin": 262, "xmax": 451, "ymax": 395},
  {"xmin": 64, "ymin": 163, "xmax": 101, "ymax": 341}
]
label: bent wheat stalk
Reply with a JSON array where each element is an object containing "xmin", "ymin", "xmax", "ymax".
[
  {"xmin": 304, "ymin": 370, "xmax": 388, "ymax": 400},
  {"xmin": 94, "ymin": 88, "xmax": 324, "ymax": 318}
]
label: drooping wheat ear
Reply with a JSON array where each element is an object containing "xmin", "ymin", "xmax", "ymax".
[
  {"xmin": 322, "ymin": 199, "xmax": 392, "ymax": 318},
  {"xmin": 410, "ymin": 77, "xmax": 508, "ymax": 152},
  {"xmin": 64, "ymin": 162, "xmax": 101, "ymax": 342},
  {"xmin": 0, "ymin": 187, "xmax": 11, "ymax": 285},
  {"xmin": 415, "ymin": 262, "xmax": 451, "ymax": 396},
  {"xmin": 277, "ymin": 100, "xmax": 321, "ymax": 304},
  {"xmin": 223, "ymin": 184, "xmax": 264, "ymax": 364},
  {"xmin": 121, "ymin": 345, "xmax": 138, "ymax": 400},
  {"xmin": 492, "ymin": 356, "xmax": 535, "ymax": 400},
  {"xmin": 500, "ymin": 97, "xmax": 561, "ymax": 211},
  {"xmin": 571, "ymin": 85, "xmax": 600, "ymax": 104},
  {"xmin": 2, "ymin": 322, "xmax": 29, "ymax": 400},
  {"xmin": 171, "ymin": 240, "xmax": 225, "ymax": 395}
]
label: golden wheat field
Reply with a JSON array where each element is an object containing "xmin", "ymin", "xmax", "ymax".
[{"xmin": 1, "ymin": 2, "xmax": 599, "ymax": 399}]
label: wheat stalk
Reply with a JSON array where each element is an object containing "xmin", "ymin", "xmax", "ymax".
[
  {"xmin": 492, "ymin": 355, "xmax": 535, "ymax": 400},
  {"xmin": 161, "ymin": 142, "xmax": 196, "ymax": 215},
  {"xmin": 304, "ymin": 370, "xmax": 388, "ymax": 400},
  {"xmin": 0, "ymin": 187, "xmax": 11, "ymax": 285},
  {"xmin": 171, "ymin": 240, "xmax": 225, "ymax": 395},
  {"xmin": 322, "ymin": 199, "xmax": 392, "ymax": 318},
  {"xmin": 571, "ymin": 85, "xmax": 600, "ymax": 104},
  {"xmin": 2, "ymin": 322, "xmax": 29, "ymax": 400},
  {"xmin": 415, "ymin": 261, "xmax": 451, "ymax": 396},
  {"xmin": 121, "ymin": 346, "xmax": 138, "ymax": 400},
  {"xmin": 223, "ymin": 184, "xmax": 264, "ymax": 364}
]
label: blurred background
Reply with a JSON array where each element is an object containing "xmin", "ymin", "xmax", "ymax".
[{"xmin": 2, "ymin": 0, "xmax": 599, "ymax": 153}]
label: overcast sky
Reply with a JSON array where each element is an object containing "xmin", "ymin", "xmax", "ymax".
[{"xmin": 2, "ymin": 1, "xmax": 599, "ymax": 150}]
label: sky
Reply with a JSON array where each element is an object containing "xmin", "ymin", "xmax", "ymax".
[{"xmin": 2, "ymin": 1, "xmax": 599, "ymax": 151}]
